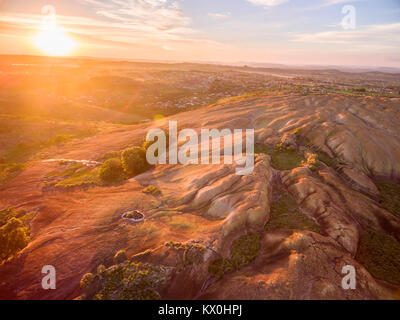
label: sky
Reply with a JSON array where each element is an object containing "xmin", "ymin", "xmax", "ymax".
[{"xmin": 0, "ymin": 0, "xmax": 399, "ymax": 67}]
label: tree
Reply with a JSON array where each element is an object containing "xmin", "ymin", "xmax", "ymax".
[
  {"xmin": 121, "ymin": 147, "xmax": 149, "ymax": 177},
  {"xmin": 99, "ymin": 158, "xmax": 125, "ymax": 184},
  {"xmin": 0, "ymin": 217, "xmax": 30, "ymax": 262}
]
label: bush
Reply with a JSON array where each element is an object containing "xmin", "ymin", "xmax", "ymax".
[
  {"xmin": 0, "ymin": 217, "xmax": 30, "ymax": 263},
  {"xmin": 230, "ymin": 232, "xmax": 261, "ymax": 270},
  {"xmin": 99, "ymin": 158, "xmax": 125, "ymax": 184},
  {"xmin": 0, "ymin": 207, "xmax": 17, "ymax": 227},
  {"xmin": 208, "ymin": 258, "xmax": 235, "ymax": 279},
  {"xmin": 80, "ymin": 273, "xmax": 94, "ymax": 289},
  {"xmin": 121, "ymin": 147, "xmax": 149, "ymax": 177},
  {"xmin": 142, "ymin": 185, "xmax": 161, "ymax": 196},
  {"xmin": 208, "ymin": 233, "xmax": 261, "ymax": 279}
]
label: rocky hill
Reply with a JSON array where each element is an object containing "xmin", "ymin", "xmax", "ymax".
[{"xmin": 0, "ymin": 93, "xmax": 399, "ymax": 300}]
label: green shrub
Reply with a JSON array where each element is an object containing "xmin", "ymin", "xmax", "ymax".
[
  {"xmin": 231, "ymin": 232, "xmax": 261, "ymax": 270},
  {"xmin": 208, "ymin": 232, "xmax": 261, "ymax": 279},
  {"xmin": 92, "ymin": 262, "xmax": 166, "ymax": 300},
  {"xmin": 0, "ymin": 216, "xmax": 30, "ymax": 263},
  {"xmin": 121, "ymin": 146, "xmax": 149, "ymax": 177},
  {"xmin": 99, "ymin": 158, "xmax": 125, "ymax": 184},
  {"xmin": 80, "ymin": 273, "xmax": 94, "ymax": 289},
  {"xmin": 208, "ymin": 258, "xmax": 235, "ymax": 279},
  {"xmin": 165, "ymin": 241, "xmax": 206, "ymax": 266},
  {"xmin": 0, "ymin": 207, "xmax": 17, "ymax": 227},
  {"xmin": 142, "ymin": 185, "xmax": 161, "ymax": 196}
]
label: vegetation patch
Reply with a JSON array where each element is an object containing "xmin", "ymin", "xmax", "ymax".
[
  {"xmin": 121, "ymin": 146, "xmax": 150, "ymax": 177},
  {"xmin": 208, "ymin": 258, "xmax": 235, "ymax": 279},
  {"xmin": 356, "ymin": 229, "xmax": 400, "ymax": 285},
  {"xmin": 55, "ymin": 167, "xmax": 101, "ymax": 188},
  {"xmin": 230, "ymin": 232, "xmax": 261, "ymax": 270},
  {"xmin": 165, "ymin": 241, "xmax": 206, "ymax": 267},
  {"xmin": 0, "ymin": 163, "xmax": 25, "ymax": 185},
  {"xmin": 151, "ymin": 210, "xmax": 180, "ymax": 219},
  {"xmin": 265, "ymin": 186, "xmax": 320, "ymax": 233},
  {"xmin": 142, "ymin": 185, "xmax": 161, "ymax": 196},
  {"xmin": 44, "ymin": 162, "xmax": 102, "ymax": 189},
  {"xmin": 80, "ymin": 259, "xmax": 167, "ymax": 300},
  {"xmin": 254, "ymin": 143, "xmax": 303, "ymax": 171},
  {"xmin": 129, "ymin": 222, "xmax": 158, "ymax": 240},
  {"xmin": 208, "ymin": 232, "xmax": 261, "ymax": 279},
  {"xmin": 0, "ymin": 207, "xmax": 30, "ymax": 264},
  {"xmin": 315, "ymin": 151, "xmax": 339, "ymax": 167},
  {"xmin": 99, "ymin": 158, "xmax": 125, "ymax": 184},
  {"xmin": 376, "ymin": 181, "xmax": 400, "ymax": 218}
]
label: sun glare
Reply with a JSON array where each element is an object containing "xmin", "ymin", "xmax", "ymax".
[{"xmin": 34, "ymin": 26, "xmax": 76, "ymax": 56}]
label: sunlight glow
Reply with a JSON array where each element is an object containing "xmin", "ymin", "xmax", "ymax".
[{"xmin": 34, "ymin": 26, "xmax": 76, "ymax": 56}]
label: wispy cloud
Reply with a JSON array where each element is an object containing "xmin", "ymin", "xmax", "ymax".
[
  {"xmin": 0, "ymin": 0, "xmax": 219, "ymax": 52},
  {"xmin": 82, "ymin": 0, "xmax": 190, "ymax": 31},
  {"xmin": 245, "ymin": 0, "xmax": 289, "ymax": 7},
  {"xmin": 208, "ymin": 12, "xmax": 231, "ymax": 20},
  {"xmin": 291, "ymin": 22, "xmax": 400, "ymax": 51}
]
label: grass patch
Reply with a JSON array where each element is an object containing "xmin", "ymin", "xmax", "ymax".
[
  {"xmin": 55, "ymin": 167, "xmax": 100, "ymax": 188},
  {"xmin": 0, "ymin": 163, "xmax": 25, "ymax": 185},
  {"xmin": 45, "ymin": 164, "xmax": 101, "ymax": 189},
  {"xmin": 356, "ymin": 229, "xmax": 400, "ymax": 285},
  {"xmin": 142, "ymin": 185, "xmax": 161, "ymax": 196},
  {"xmin": 169, "ymin": 222, "xmax": 192, "ymax": 229},
  {"xmin": 151, "ymin": 210, "xmax": 180, "ymax": 219},
  {"xmin": 271, "ymin": 146, "xmax": 303, "ymax": 171},
  {"xmin": 316, "ymin": 151, "xmax": 339, "ymax": 167},
  {"xmin": 265, "ymin": 186, "xmax": 320, "ymax": 233},
  {"xmin": 130, "ymin": 222, "xmax": 158, "ymax": 239},
  {"xmin": 376, "ymin": 181, "xmax": 400, "ymax": 218},
  {"xmin": 208, "ymin": 232, "xmax": 261, "ymax": 279},
  {"xmin": 254, "ymin": 143, "xmax": 303, "ymax": 171},
  {"xmin": 45, "ymin": 163, "xmax": 84, "ymax": 178}
]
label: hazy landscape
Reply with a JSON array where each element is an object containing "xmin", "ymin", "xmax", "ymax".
[{"xmin": 1, "ymin": 0, "xmax": 400, "ymax": 302}]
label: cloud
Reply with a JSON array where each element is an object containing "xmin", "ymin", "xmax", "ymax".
[
  {"xmin": 0, "ymin": 0, "xmax": 211, "ymax": 50},
  {"xmin": 290, "ymin": 22, "xmax": 400, "ymax": 52},
  {"xmin": 323, "ymin": 0, "xmax": 364, "ymax": 6},
  {"xmin": 82, "ymin": 0, "xmax": 191, "ymax": 31},
  {"xmin": 245, "ymin": 0, "xmax": 289, "ymax": 7},
  {"xmin": 208, "ymin": 12, "xmax": 231, "ymax": 20}
]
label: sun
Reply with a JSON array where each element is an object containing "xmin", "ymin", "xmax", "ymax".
[{"xmin": 34, "ymin": 26, "xmax": 76, "ymax": 56}]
